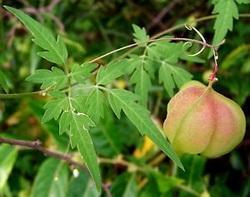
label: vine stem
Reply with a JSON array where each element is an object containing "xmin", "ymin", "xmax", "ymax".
[
  {"xmin": 151, "ymin": 13, "xmax": 250, "ymax": 39},
  {"xmin": 89, "ymin": 37, "xmax": 214, "ymax": 64},
  {"xmin": 89, "ymin": 43, "xmax": 137, "ymax": 63}
]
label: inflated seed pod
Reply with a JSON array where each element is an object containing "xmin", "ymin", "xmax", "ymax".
[{"xmin": 163, "ymin": 80, "xmax": 246, "ymax": 158}]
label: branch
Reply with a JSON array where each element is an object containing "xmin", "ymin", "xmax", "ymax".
[
  {"xmin": 147, "ymin": 0, "xmax": 183, "ymax": 30},
  {"xmin": 0, "ymin": 137, "xmax": 86, "ymax": 170},
  {"xmin": 0, "ymin": 137, "xmax": 144, "ymax": 172},
  {"xmin": 0, "ymin": 136, "xmax": 119, "ymax": 195}
]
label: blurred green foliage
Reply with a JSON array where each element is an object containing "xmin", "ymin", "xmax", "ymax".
[{"xmin": 0, "ymin": 0, "xmax": 249, "ymax": 196}]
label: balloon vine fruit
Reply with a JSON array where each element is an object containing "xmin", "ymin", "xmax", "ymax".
[{"xmin": 163, "ymin": 80, "xmax": 246, "ymax": 158}]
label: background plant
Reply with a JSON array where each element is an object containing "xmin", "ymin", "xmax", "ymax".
[{"xmin": 0, "ymin": 0, "xmax": 249, "ymax": 196}]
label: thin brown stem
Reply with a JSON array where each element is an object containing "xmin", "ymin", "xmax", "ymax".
[
  {"xmin": 0, "ymin": 137, "xmax": 117, "ymax": 194},
  {"xmin": 147, "ymin": 0, "xmax": 183, "ymax": 30},
  {"xmin": 0, "ymin": 137, "xmax": 144, "ymax": 173},
  {"xmin": 0, "ymin": 137, "xmax": 86, "ymax": 170}
]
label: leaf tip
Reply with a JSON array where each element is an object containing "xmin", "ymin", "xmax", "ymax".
[{"xmin": 3, "ymin": 5, "xmax": 16, "ymax": 13}]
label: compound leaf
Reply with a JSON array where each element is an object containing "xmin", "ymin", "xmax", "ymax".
[
  {"xmin": 85, "ymin": 88, "xmax": 105, "ymax": 123},
  {"xmin": 42, "ymin": 95, "xmax": 69, "ymax": 123},
  {"xmin": 159, "ymin": 62, "xmax": 192, "ymax": 97},
  {"xmin": 4, "ymin": 6, "xmax": 68, "ymax": 65},
  {"xmin": 26, "ymin": 67, "xmax": 68, "ymax": 90},
  {"xmin": 59, "ymin": 111, "xmax": 101, "ymax": 191},
  {"xmin": 212, "ymin": 0, "xmax": 239, "ymax": 45},
  {"xmin": 107, "ymin": 89, "xmax": 183, "ymax": 170},
  {"xmin": 97, "ymin": 60, "xmax": 127, "ymax": 85},
  {"xmin": 71, "ymin": 63, "xmax": 96, "ymax": 83},
  {"xmin": 130, "ymin": 65, "xmax": 152, "ymax": 106},
  {"xmin": 132, "ymin": 24, "xmax": 150, "ymax": 46}
]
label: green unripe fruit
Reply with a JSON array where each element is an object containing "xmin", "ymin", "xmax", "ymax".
[{"xmin": 163, "ymin": 80, "xmax": 246, "ymax": 158}]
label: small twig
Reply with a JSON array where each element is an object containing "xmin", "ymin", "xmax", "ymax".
[
  {"xmin": 22, "ymin": 0, "xmax": 64, "ymax": 32},
  {"xmin": 0, "ymin": 136, "xmax": 117, "ymax": 194},
  {"xmin": 0, "ymin": 90, "xmax": 46, "ymax": 99},
  {"xmin": 147, "ymin": 0, "xmax": 183, "ymax": 30},
  {"xmin": 0, "ymin": 136, "xmax": 146, "ymax": 174},
  {"xmin": 98, "ymin": 156, "xmax": 145, "ymax": 172},
  {"xmin": 0, "ymin": 137, "xmax": 86, "ymax": 170},
  {"xmin": 149, "ymin": 152, "xmax": 166, "ymax": 166},
  {"xmin": 46, "ymin": 0, "xmax": 60, "ymax": 12},
  {"xmin": 176, "ymin": 185, "xmax": 200, "ymax": 196}
]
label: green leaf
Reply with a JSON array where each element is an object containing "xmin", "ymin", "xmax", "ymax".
[
  {"xmin": 0, "ymin": 70, "xmax": 13, "ymax": 93},
  {"xmin": 132, "ymin": 24, "xmax": 150, "ymax": 46},
  {"xmin": 152, "ymin": 171, "xmax": 183, "ymax": 193},
  {"xmin": 111, "ymin": 173, "xmax": 133, "ymax": 197},
  {"xmin": 130, "ymin": 64, "xmax": 152, "ymax": 106},
  {"xmin": 146, "ymin": 41, "xmax": 193, "ymax": 96},
  {"xmin": 107, "ymin": 89, "xmax": 139, "ymax": 119},
  {"xmin": 31, "ymin": 158, "xmax": 68, "ymax": 197},
  {"xmin": 71, "ymin": 63, "xmax": 96, "ymax": 83},
  {"xmin": 26, "ymin": 67, "xmax": 68, "ymax": 90},
  {"xmin": 126, "ymin": 55, "xmax": 157, "ymax": 105},
  {"xmin": 29, "ymin": 99, "xmax": 69, "ymax": 150},
  {"xmin": 139, "ymin": 176, "xmax": 161, "ymax": 197},
  {"xmin": 59, "ymin": 111, "xmax": 101, "ymax": 191},
  {"xmin": 221, "ymin": 45, "xmax": 250, "ymax": 70},
  {"xmin": 148, "ymin": 42, "xmax": 183, "ymax": 63},
  {"xmin": 96, "ymin": 60, "xmax": 127, "ymax": 85},
  {"xmin": 85, "ymin": 88, "xmax": 105, "ymax": 123},
  {"xmin": 67, "ymin": 171, "xmax": 100, "ymax": 197},
  {"xmin": 107, "ymin": 89, "xmax": 183, "ymax": 170},
  {"xmin": 0, "ymin": 144, "xmax": 18, "ymax": 190},
  {"xmin": 123, "ymin": 174, "xmax": 137, "ymax": 197},
  {"xmin": 91, "ymin": 110, "xmax": 122, "ymax": 157},
  {"xmin": 236, "ymin": 0, "xmax": 250, "ymax": 4},
  {"xmin": 212, "ymin": 0, "xmax": 239, "ymax": 45},
  {"xmin": 177, "ymin": 155, "xmax": 206, "ymax": 192},
  {"xmin": 159, "ymin": 62, "xmax": 192, "ymax": 97},
  {"xmin": 42, "ymin": 96, "xmax": 69, "ymax": 123},
  {"xmin": 59, "ymin": 111, "xmax": 71, "ymax": 135},
  {"xmin": 4, "ymin": 6, "xmax": 68, "ymax": 65}
]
